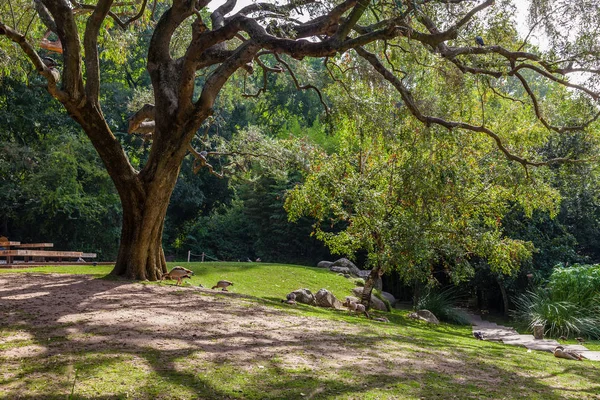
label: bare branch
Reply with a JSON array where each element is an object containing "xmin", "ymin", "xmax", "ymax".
[
  {"xmin": 236, "ymin": 0, "xmax": 318, "ymax": 17},
  {"xmin": 42, "ymin": 0, "xmax": 85, "ymax": 101},
  {"xmin": 486, "ymin": 79, "xmax": 525, "ymax": 105},
  {"xmin": 324, "ymin": 57, "xmax": 356, "ymax": 99},
  {"xmin": 34, "ymin": 0, "xmax": 56, "ymax": 32},
  {"xmin": 71, "ymin": 0, "xmax": 150, "ymax": 30},
  {"xmin": 148, "ymin": 0, "xmax": 197, "ymax": 67},
  {"xmin": 84, "ymin": 0, "xmax": 114, "ymax": 103},
  {"xmin": 150, "ymin": 0, "xmax": 158, "ymax": 21},
  {"xmin": 242, "ymin": 65, "xmax": 268, "ymax": 98},
  {"xmin": 274, "ymin": 53, "xmax": 330, "ymax": 115},
  {"xmin": 211, "ymin": 0, "xmax": 237, "ymax": 30},
  {"xmin": 510, "ymin": 63, "xmax": 600, "ymax": 101},
  {"xmin": 8, "ymin": 0, "xmax": 16, "ymax": 27},
  {"xmin": 333, "ymin": 0, "xmax": 365, "ymax": 41},
  {"xmin": 188, "ymin": 145, "xmax": 224, "ymax": 177},
  {"xmin": 197, "ymin": 40, "xmax": 261, "ymax": 114},
  {"xmin": 122, "ymin": 0, "xmax": 149, "ymax": 26},
  {"xmin": 23, "ymin": 9, "xmax": 37, "ymax": 38},
  {"xmin": 241, "ymin": 54, "xmax": 285, "ymax": 99}
]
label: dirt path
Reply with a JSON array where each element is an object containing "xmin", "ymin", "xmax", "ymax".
[
  {"xmin": 470, "ymin": 314, "xmax": 600, "ymax": 361},
  {"xmin": 0, "ymin": 274, "xmax": 366, "ymax": 365}
]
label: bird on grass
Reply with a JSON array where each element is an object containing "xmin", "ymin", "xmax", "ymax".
[
  {"xmin": 475, "ymin": 36, "xmax": 485, "ymax": 47},
  {"xmin": 553, "ymin": 346, "xmax": 583, "ymax": 361},
  {"xmin": 559, "ymin": 335, "xmax": 567, "ymax": 341},
  {"xmin": 162, "ymin": 266, "xmax": 193, "ymax": 286},
  {"xmin": 576, "ymin": 337, "xmax": 586, "ymax": 344},
  {"xmin": 473, "ymin": 331, "xmax": 485, "ymax": 340},
  {"xmin": 212, "ymin": 280, "xmax": 233, "ymax": 291}
]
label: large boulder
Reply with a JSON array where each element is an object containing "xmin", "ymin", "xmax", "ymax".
[
  {"xmin": 331, "ymin": 258, "xmax": 362, "ymax": 276},
  {"xmin": 291, "ymin": 288, "xmax": 317, "ymax": 306},
  {"xmin": 330, "ymin": 266, "xmax": 351, "ymax": 274},
  {"xmin": 407, "ymin": 309, "xmax": 439, "ymax": 324},
  {"xmin": 315, "ymin": 288, "xmax": 343, "ymax": 309},
  {"xmin": 317, "ymin": 261, "xmax": 333, "ymax": 269},
  {"xmin": 351, "ymin": 287, "xmax": 388, "ymax": 311},
  {"xmin": 357, "ymin": 270, "xmax": 371, "ymax": 279},
  {"xmin": 380, "ymin": 291, "xmax": 397, "ymax": 307}
]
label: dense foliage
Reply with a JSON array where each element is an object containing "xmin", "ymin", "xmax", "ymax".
[
  {"xmin": 0, "ymin": 80, "xmax": 121, "ymax": 259},
  {"xmin": 512, "ymin": 264, "xmax": 600, "ymax": 339}
]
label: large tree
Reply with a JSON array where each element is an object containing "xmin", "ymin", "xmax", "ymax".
[{"xmin": 1, "ymin": 0, "xmax": 599, "ymax": 280}]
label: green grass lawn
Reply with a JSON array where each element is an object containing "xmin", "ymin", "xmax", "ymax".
[
  {"xmin": 0, "ymin": 262, "xmax": 357, "ymax": 300},
  {"xmin": 1, "ymin": 263, "xmax": 599, "ymax": 399}
]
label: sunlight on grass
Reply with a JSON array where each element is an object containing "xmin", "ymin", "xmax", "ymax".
[
  {"xmin": 2, "ymin": 265, "xmax": 600, "ymax": 399},
  {"xmin": 0, "ymin": 265, "xmax": 114, "ymax": 276},
  {"xmin": 0, "ymin": 262, "xmax": 357, "ymax": 301}
]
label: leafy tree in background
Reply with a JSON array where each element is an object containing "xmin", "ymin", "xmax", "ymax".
[
  {"xmin": 1, "ymin": 0, "xmax": 599, "ymax": 280},
  {"xmin": 286, "ymin": 98, "xmax": 552, "ymax": 307},
  {"xmin": 180, "ymin": 125, "xmax": 332, "ymax": 264},
  {"xmin": 237, "ymin": 172, "xmax": 332, "ymax": 263},
  {"xmin": 163, "ymin": 159, "xmax": 231, "ymax": 256},
  {"xmin": 286, "ymin": 22, "xmax": 600, "ymax": 307},
  {"xmin": 0, "ymin": 80, "xmax": 121, "ymax": 259}
]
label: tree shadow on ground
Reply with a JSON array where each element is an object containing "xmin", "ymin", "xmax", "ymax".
[{"xmin": 1, "ymin": 273, "xmax": 599, "ymax": 399}]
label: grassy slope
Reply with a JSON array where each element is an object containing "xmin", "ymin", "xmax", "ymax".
[
  {"xmin": 1, "ymin": 263, "xmax": 599, "ymax": 399},
  {"xmin": 0, "ymin": 262, "xmax": 357, "ymax": 300}
]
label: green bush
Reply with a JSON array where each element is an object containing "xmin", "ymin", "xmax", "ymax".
[
  {"xmin": 512, "ymin": 264, "xmax": 600, "ymax": 339},
  {"xmin": 512, "ymin": 289, "xmax": 600, "ymax": 339},
  {"xmin": 416, "ymin": 289, "xmax": 471, "ymax": 325},
  {"xmin": 548, "ymin": 264, "xmax": 600, "ymax": 308},
  {"xmin": 353, "ymin": 278, "xmax": 365, "ymax": 287}
]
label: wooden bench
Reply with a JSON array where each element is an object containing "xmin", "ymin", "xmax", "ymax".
[
  {"xmin": 13, "ymin": 243, "xmax": 54, "ymax": 249},
  {"xmin": 0, "ymin": 240, "xmax": 20, "ymax": 248},
  {"xmin": 0, "ymin": 240, "xmax": 20, "ymax": 263},
  {"xmin": 0, "ymin": 240, "xmax": 97, "ymax": 265}
]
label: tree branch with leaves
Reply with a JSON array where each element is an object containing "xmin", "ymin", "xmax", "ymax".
[{"xmin": 1, "ymin": 0, "xmax": 598, "ymax": 280}]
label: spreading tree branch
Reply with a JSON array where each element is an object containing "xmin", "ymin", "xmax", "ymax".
[
  {"xmin": 0, "ymin": 21, "xmax": 66, "ymax": 101},
  {"xmin": 355, "ymin": 46, "xmax": 594, "ymax": 168}
]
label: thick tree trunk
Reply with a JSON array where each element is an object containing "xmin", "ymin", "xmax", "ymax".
[
  {"xmin": 67, "ymin": 105, "xmax": 178, "ymax": 281},
  {"xmin": 110, "ymin": 196, "xmax": 168, "ymax": 280},
  {"xmin": 108, "ymin": 158, "xmax": 184, "ymax": 280}
]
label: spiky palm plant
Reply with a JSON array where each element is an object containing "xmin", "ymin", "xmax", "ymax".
[{"xmin": 512, "ymin": 288, "xmax": 600, "ymax": 339}]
